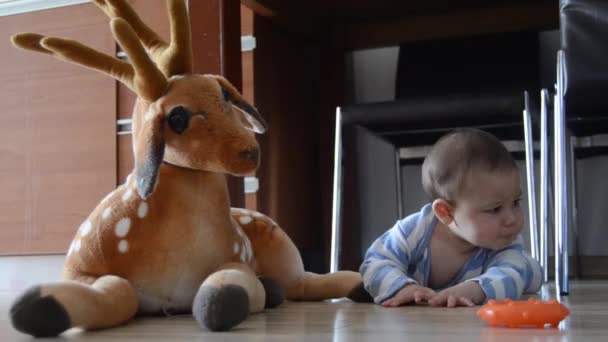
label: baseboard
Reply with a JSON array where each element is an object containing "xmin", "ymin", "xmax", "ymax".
[{"xmin": 546, "ymin": 256, "xmax": 608, "ymax": 279}]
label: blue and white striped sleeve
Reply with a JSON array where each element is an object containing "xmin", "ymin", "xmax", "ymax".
[
  {"xmin": 359, "ymin": 217, "xmax": 422, "ymax": 304},
  {"xmin": 469, "ymin": 236, "xmax": 543, "ymax": 301}
]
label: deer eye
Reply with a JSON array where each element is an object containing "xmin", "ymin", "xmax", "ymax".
[
  {"xmin": 221, "ymin": 86, "xmax": 231, "ymax": 103},
  {"xmin": 167, "ymin": 106, "xmax": 190, "ymax": 134}
]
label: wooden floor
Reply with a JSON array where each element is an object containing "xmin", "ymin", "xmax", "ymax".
[{"xmin": 2, "ymin": 280, "xmax": 608, "ymax": 341}]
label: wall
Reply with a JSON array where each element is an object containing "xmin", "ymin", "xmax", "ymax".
[
  {"xmin": 0, "ymin": 3, "xmax": 116, "ymax": 255},
  {"xmin": 252, "ymin": 16, "xmax": 325, "ymax": 271}
]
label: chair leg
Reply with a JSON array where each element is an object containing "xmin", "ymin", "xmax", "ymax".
[
  {"xmin": 539, "ymin": 89, "xmax": 550, "ymax": 283},
  {"xmin": 394, "ymin": 150, "xmax": 404, "ymax": 219},
  {"xmin": 568, "ymin": 134, "xmax": 581, "ymax": 279},
  {"xmin": 523, "ymin": 91, "xmax": 539, "ymax": 262},
  {"xmin": 554, "ymin": 51, "xmax": 569, "ymax": 295},
  {"xmin": 331, "ymin": 107, "xmax": 344, "ymax": 273}
]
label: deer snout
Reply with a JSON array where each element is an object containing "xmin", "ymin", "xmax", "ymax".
[{"xmin": 239, "ymin": 148, "xmax": 259, "ymax": 161}]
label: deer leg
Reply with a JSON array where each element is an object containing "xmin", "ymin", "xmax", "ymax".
[
  {"xmin": 10, "ymin": 275, "xmax": 138, "ymax": 337},
  {"xmin": 232, "ymin": 210, "xmax": 369, "ymax": 301},
  {"xmin": 192, "ymin": 262, "xmax": 273, "ymax": 331}
]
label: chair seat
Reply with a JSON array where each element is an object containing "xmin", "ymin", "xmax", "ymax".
[
  {"xmin": 341, "ymin": 92, "xmax": 529, "ymax": 146},
  {"xmin": 561, "ymin": 0, "xmax": 608, "ymax": 116},
  {"xmin": 342, "ymin": 92, "xmax": 524, "ymax": 128}
]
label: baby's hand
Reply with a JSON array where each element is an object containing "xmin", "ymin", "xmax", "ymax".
[
  {"xmin": 428, "ymin": 281, "xmax": 485, "ymax": 308},
  {"xmin": 382, "ymin": 284, "xmax": 436, "ymax": 307}
]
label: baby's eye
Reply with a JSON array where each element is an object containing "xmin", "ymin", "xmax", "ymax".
[{"xmin": 485, "ymin": 206, "xmax": 502, "ymax": 214}]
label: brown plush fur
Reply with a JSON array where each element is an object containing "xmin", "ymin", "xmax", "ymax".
[{"xmin": 8, "ymin": 0, "xmax": 362, "ymax": 336}]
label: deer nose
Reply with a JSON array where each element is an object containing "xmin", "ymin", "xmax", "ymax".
[{"xmin": 239, "ymin": 148, "xmax": 259, "ymax": 161}]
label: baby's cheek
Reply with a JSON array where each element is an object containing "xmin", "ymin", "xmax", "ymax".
[
  {"xmin": 473, "ymin": 230, "xmax": 492, "ymax": 243},
  {"xmin": 516, "ymin": 212, "xmax": 525, "ymax": 228},
  {"xmin": 472, "ymin": 223, "xmax": 498, "ymax": 242}
]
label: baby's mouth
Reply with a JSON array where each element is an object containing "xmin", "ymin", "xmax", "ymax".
[{"xmin": 502, "ymin": 233, "xmax": 518, "ymax": 243}]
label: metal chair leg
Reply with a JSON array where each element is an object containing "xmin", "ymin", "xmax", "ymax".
[
  {"xmin": 554, "ymin": 51, "xmax": 569, "ymax": 295},
  {"xmin": 568, "ymin": 134, "xmax": 581, "ymax": 278},
  {"xmin": 540, "ymin": 89, "xmax": 550, "ymax": 283},
  {"xmin": 331, "ymin": 107, "xmax": 344, "ymax": 273},
  {"xmin": 523, "ymin": 91, "xmax": 539, "ymax": 262}
]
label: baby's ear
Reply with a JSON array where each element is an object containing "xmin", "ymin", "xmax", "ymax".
[
  {"xmin": 432, "ymin": 199, "xmax": 454, "ymax": 225},
  {"xmin": 133, "ymin": 108, "xmax": 165, "ymax": 199}
]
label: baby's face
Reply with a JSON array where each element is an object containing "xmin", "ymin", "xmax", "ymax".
[{"xmin": 448, "ymin": 168, "xmax": 523, "ymax": 250}]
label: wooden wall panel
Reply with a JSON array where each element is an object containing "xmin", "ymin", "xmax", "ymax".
[
  {"xmin": 253, "ymin": 16, "xmax": 324, "ymax": 271},
  {"xmin": 0, "ymin": 3, "xmax": 116, "ymax": 255},
  {"xmin": 344, "ymin": 0, "xmax": 558, "ymax": 50},
  {"xmin": 241, "ymin": 5, "xmax": 257, "ymax": 210},
  {"xmin": 319, "ymin": 24, "xmax": 346, "ymax": 272},
  {"xmin": 117, "ymin": 135, "xmax": 134, "ymax": 184}
]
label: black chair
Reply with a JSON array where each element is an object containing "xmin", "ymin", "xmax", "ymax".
[
  {"xmin": 544, "ymin": 0, "xmax": 608, "ymax": 294},
  {"xmin": 330, "ymin": 31, "xmax": 544, "ymax": 272}
]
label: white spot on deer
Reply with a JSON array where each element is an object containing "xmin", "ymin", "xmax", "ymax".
[
  {"xmin": 239, "ymin": 215, "xmax": 253, "ymax": 225},
  {"xmin": 122, "ymin": 189, "xmax": 133, "ymax": 202},
  {"xmin": 80, "ymin": 221, "xmax": 92, "ymax": 237},
  {"xmin": 131, "ymin": 117, "xmax": 137, "ymax": 134},
  {"xmin": 144, "ymin": 109, "xmax": 155, "ymax": 122},
  {"xmin": 233, "ymin": 242, "xmax": 239, "ymax": 254},
  {"xmin": 125, "ymin": 173, "xmax": 133, "ymax": 185},
  {"xmin": 243, "ymin": 238, "xmax": 253, "ymax": 261},
  {"xmin": 252, "ymin": 211, "xmax": 264, "ymax": 218},
  {"xmin": 118, "ymin": 240, "xmax": 129, "ymax": 254},
  {"xmin": 138, "ymin": 202, "xmax": 149, "ymax": 218},
  {"xmin": 240, "ymin": 248, "xmax": 246, "ymax": 262},
  {"xmin": 73, "ymin": 239, "xmax": 81, "ymax": 253},
  {"xmin": 169, "ymin": 75, "xmax": 186, "ymax": 81},
  {"xmin": 67, "ymin": 241, "xmax": 74, "ymax": 256},
  {"xmin": 102, "ymin": 207, "xmax": 112, "ymax": 220},
  {"xmin": 115, "ymin": 218, "xmax": 131, "ymax": 238}
]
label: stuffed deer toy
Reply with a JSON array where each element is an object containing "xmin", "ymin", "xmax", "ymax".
[{"xmin": 9, "ymin": 0, "xmax": 366, "ymax": 337}]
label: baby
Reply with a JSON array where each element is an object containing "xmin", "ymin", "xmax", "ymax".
[{"xmin": 360, "ymin": 128, "xmax": 542, "ymax": 307}]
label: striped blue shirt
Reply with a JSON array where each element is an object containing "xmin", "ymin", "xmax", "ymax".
[{"xmin": 360, "ymin": 204, "xmax": 543, "ymax": 304}]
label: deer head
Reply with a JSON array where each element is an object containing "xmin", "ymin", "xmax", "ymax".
[{"xmin": 11, "ymin": 0, "xmax": 267, "ymax": 200}]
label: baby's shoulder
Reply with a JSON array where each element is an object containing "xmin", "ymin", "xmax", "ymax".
[{"xmin": 393, "ymin": 204, "xmax": 436, "ymax": 240}]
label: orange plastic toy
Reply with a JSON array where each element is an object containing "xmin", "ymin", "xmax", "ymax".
[{"xmin": 477, "ymin": 298, "xmax": 570, "ymax": 328}]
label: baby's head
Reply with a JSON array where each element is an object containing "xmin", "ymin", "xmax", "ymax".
[{"xmin": 422, "ymin": 128, "xmax": 523, "ymax": 250}]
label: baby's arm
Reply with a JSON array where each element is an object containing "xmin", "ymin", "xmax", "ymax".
[
  {"xmin": 360, "ymin": 222, "xmax": 421, "ymax": 304},
  {"xmin": 468, "ymin": 236, "xmax": 543, "ymax": 301}
]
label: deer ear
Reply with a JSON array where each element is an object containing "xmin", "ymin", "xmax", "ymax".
[
  {"xmin": 210, "ymin": 75, "xmax": 268, "ymax": 134},
  {"xmin": 134, "ymin": 108, "xmax": 165, "ymax": 199}
]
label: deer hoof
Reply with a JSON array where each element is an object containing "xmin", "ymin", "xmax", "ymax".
[
  {"xmin": 259, "ymin": 276, "xmax": 284, "ymax": 308},
  {"xmin": 193, "ymin": 285, "xmax": 249, "ymax": 331},
  {"xmin": 10, "ymin": 286, "xmax": 71, "ymax": 337}
]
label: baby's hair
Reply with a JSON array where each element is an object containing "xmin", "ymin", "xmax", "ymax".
[{"xmin": 421, "ymin": 128, "xmax": 517, "ymax": 201}]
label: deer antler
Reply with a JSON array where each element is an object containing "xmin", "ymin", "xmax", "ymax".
[
  {"xmin": 11, "ymin": 18, "xmax": 167, "ymax": 102},
  {"xmin": 91, "ymin": 0, "xmax": 193, "ymax": 77}
]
